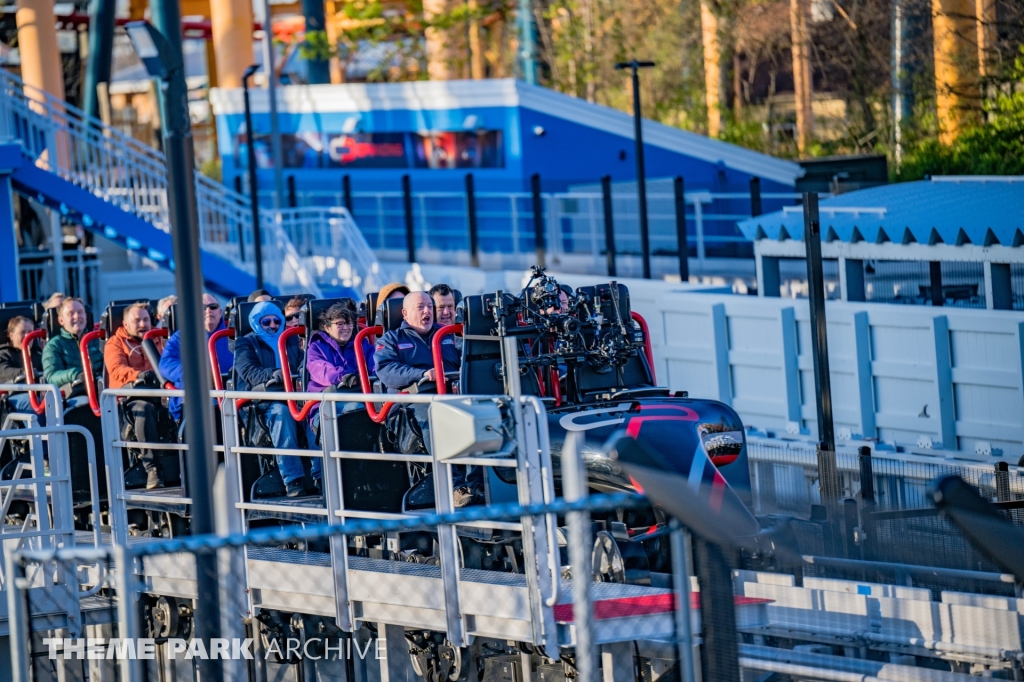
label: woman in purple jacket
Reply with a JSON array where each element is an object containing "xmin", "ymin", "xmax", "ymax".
[{"xmin": 306, "ymin": 302, "xmax": 374, "ymax": 438}]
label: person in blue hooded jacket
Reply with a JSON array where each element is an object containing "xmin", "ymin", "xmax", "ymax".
[
  {"xmin": 159, "ymin": 293, "xmax": 233, "ymax": 422},
  {"xmin": 233, "ymin": 300, "xmax": 319, "ymax": 497}
]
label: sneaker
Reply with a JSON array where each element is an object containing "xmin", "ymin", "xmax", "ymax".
[
  {"xmin": 145, "ymin": 469, "xmax": 163, "ymax": 491},
  {"xmin": 285, "ymin": 481, "xmax": 305, "ymax": 498},
  {"xmin": 453, "ymin": 486, "xmax": 484, "ymax": 508}
]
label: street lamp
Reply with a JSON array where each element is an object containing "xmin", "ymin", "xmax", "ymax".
[
  {"xmin": 615, "ymin": 59, "xmax": 656, "ymax": 279},
  {"xmin": 242, "ymin": 63, "xmax": 265, "ymax": 290},
  {"xmin": 125, "ymin": 20, "xmax": 222, "ymax": 681}
]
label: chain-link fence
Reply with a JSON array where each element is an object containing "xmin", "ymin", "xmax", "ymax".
[{"xmin": 6, "ymin": 386, "xmax": 1024, "ymax": 682}]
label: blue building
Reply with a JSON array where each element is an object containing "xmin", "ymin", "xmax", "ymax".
[
  {"xmin": 210, "ymin": 79, "xmax": 804, "ymax": 264},
  {"xmin": 211, "ymin": 78, "xmax": 802, "ymax": 194}
]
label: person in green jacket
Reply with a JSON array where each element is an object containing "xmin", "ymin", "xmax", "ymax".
[{"xmin": 42, "ymin": 297, "xmax": 103, "ymax": 410}]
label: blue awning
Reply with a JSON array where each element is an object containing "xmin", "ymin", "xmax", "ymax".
[{"xmin": 737, "ymin": 177, "xmax": 1024, "ymax": 246}]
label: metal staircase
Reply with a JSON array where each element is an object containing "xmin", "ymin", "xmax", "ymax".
[{"xmin": 0, "ymin": 70, "xmax": 383, "ymax": 298}]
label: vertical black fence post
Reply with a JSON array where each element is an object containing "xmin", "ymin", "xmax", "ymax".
[
  {"xmin": 858, "ymin": 446, "xmax": 875, "ymax": 560},
  {"xmin": 805, "ymin": 192, "xmax": 835, "ymax": 456},
  {"xmin": 466, "ymin": 173, "xmax": 479, "ymax": 268},
  {"xmin": 234, "ymin": 177, "xmax": 246, "ymax": 262},
  {"xmin": 342, "ymin": 174, "xmax": 353, "ymax": 214},
  {"xmin": 673, "ymin": 176, "xmax": 689, "ymax": 282},
  {"xmin": 531, "ymin": 173, "xmax": 545, "ymax": 269},
  {"xmin": 601, "ymin": 175, "xmax": 616, "ymax": 277},
  {"xmin": 930, "ymin": 261, "xmax": 944, "ymax": 307},
  {"xmin": 402, "ymin": 174, "xmax": 416, "ymax": 263},
  {"xmin": 749, "ymin": 176, "xmax": 762, "ymax": 217},
  {"xmin": 694, "ymin": 539, "xmax": 740, "ymax": 681},
  {"xmin": 806, "ymin": 192, "xmax": 839, "ymax": 544},
  {"xmin": 287, "ymin": 175, "xmax": 297, "ymax": 208}
]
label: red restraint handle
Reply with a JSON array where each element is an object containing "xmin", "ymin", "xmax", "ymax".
[
  {"xmin": 21, "ymin": 329, "xmax": 48, "ymax": 415},
  {"xmin": 209, "ymin": 327, "xmax": 235, "ymax": 407},
  {"xmin": 354, "ymin": 324, "xmax": 397, "ymax": 423},
  {"xmin": 278, "ymin": 325, "xmax": 318, "ymax": 421},
  {"xmin": 80, "ymin": 329, "xmax": 107, "ymax": 417},
  {"xmin": 431, "ymin": 324, "xmax": 462, "ymax": 395},
  {"xmin": 631, "ymin": 311, "xmax": 656, "ymax": 384}
]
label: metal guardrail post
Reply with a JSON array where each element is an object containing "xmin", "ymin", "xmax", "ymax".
[
  {"xmin": 287, "ymin": 175, "xmax": 297, "ymax": 208},
  {"xmin": 7, "ymin": 552, "xmax": 30, "ymax": 681},
  {"xmin": 669, "ymin": 520, "xmax": 697, "ymax": 682},
  {"xmin": 402, "ymin": 174, "xmax": 416, "ymax": 263},
  {"xmin": 674, "ymin": 176, "xmax": 689, "ymax": 282},
  {"xmin": 561, "ymin": 431, "xmax": 596, "ymax": 681},
  {"xmin": 601, "ymin": 175, "xmax": 616, "ymax": 277},
  {"xmin": 342, "ymin": 174, "xmax": 353, "ymax": 214},
  {"xmin": 857, "ymin": 445, "xmax": 875, "ymax": 559},
  {"xmin": 750, "ymin": 176, "xmax": 762, "ymax": 217},
  {"xmin": 466, "ymin": 173, "xmax": 480, "ymax": 267},
  {"xmin": 531, "ymin": 173, "xmax": 545, "ymax": 269}
]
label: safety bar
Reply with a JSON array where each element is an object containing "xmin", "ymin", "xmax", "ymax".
[
  {"xmin": 353, "ymin": 324, "xmax": 396, "ymax": 423},
  {"xmin": 278, "ymin": 325, "xmax": 318, "ymax": 421},
  {"xmin": 143, "ymin": 328, "xmax": 168, "ymax": 342},
  {"xmin": 431, "ymin": 323, "xmax": 462, "ymax": 395},
  {"xmin": 79, "ymin": 329, "xmax": 106, "ymax": 417},
  {"xmin": 20, "ymin": 329, "xmax": 49, "ymax": 414},
  {"xmin": 209, "ymin": 327, "xmax": 235, "ymax": 407},
  {"xmin": 632, "ymin": 311, "xmax": 656, "ymax": 383}
]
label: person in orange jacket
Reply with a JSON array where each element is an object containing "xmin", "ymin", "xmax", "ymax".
[{"xmin": 104, "ymin": 302, "xmax": 167, "ymax": 489}]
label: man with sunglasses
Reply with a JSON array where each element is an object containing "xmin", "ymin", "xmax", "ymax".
[
  {"xmin": 159, "ymin": 293, "xmax": 233, "ymax": 422},
  {"xmin": 234, "ymin": 300, "xmax": 316, "ymax": 497}
]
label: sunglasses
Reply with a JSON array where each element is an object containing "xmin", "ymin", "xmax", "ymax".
[
  {"xmin": 205, "ymin": 303, "xmax": 220, "ymax": 311},
  {"xmin": 328, "ymin": 320, "xmax": 354, "ymax": 328},
  {"xmin": 260, "ymin": 316, "xmax": 282, "ymax": 328},
  {"xmin": 286, "ymin": 313, "xmax": 303, "ymax": 322}
]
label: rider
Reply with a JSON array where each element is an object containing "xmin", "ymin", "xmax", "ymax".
[
  {"xmin": 159, "ymin": 293, "xmax": 233, "ymax": 422},
  {"xmin": 104, "ymin": 302, "xmax": 168, "ymax": 489},
  {"xmin": 305, "ymin": 302, "xmax": 373, "ymax": 435},
  {"xmin": 0, "ymin": 316, "xmax": 44, "ymax": 418},
  {"xmin": 42, "ymin": 298, "xmax": 103, "ymax": 410},
  {"xmin": 234, "ymin": 300, "xmax": 318, "ymax": 497},
  {"xmin": 429, "ymin": 284, "xmax": 457, "ymax": 327},
  {"xmin": 374, "ymin": 292, "xmax": 478, "ymax": 505}
]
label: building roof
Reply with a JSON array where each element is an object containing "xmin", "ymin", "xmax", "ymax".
[
  {"xmin": 736, "ymin": 176, "xmax": 1024, "ymax": 246},
  {"xmin": 209, "ymin": 78, "xmax": 804, "ymax": 186}
]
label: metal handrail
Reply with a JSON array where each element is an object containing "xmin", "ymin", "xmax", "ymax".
[{"xmin": 0, "ymin": 68, "xmax": 325, "ymax": 295}]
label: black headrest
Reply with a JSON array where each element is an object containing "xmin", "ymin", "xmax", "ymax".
[
  {"xmin": 365, "ymin": 293, "xmax": 379, "ymax": 321},
  {"xmin": 104, "ymin": 300, "xmax": 155, "ymax": 336},
  {"xmin": 1, "ymin": 300, "xmax": 44, "ymax": 324},
  {"xmin": 164, "ymin": 304, "xmax": 179, "ymax": 335},
  {"xmin": 45, "ymin": 304, "xmax": 94, "ymax": 339},
  {"xmin": 575, "ymin": 283, "xmax": 631, "ymax": 324},
  {"xmin": 461, "ymin": 293, "xmax": 515, "ymax": 337},
  {"xmin": 0, "ymin": 306, "xmax": 35, "ymax": 346},
  {"xmin": 306, "ymin": 298, "xmax": 357, "ymax": 336},
  {"xmin": 375, "ymin": 297, "xmax": 405, "ymax": 333}
]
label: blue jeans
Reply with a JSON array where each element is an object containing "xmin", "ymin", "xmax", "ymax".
[
  {"xmin": 64, "ymin": 395, "xmax": 92, "ymax": 412},
  {"xmin": 260, "ymin": 401, "xmax": 322, "ymax": 485},
  {"xmin": 6, "ymin": 393, "xmax": 46, "ymax": 425}
]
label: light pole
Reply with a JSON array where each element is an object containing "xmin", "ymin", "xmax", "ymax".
[
  {"xmin": 518, "ymin": 0, "xmax": 537, "ymax": 84},
  {"xmin": 125, "ymin": 19, "xmax": 221, "ymax": 680},
  {"xmin": 615, "ymin": 59, "xmax": 655, "ymax": 279},
  {"xmin": 242, "ymin": 64, "xmax": 265, "ymax": 290}
]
